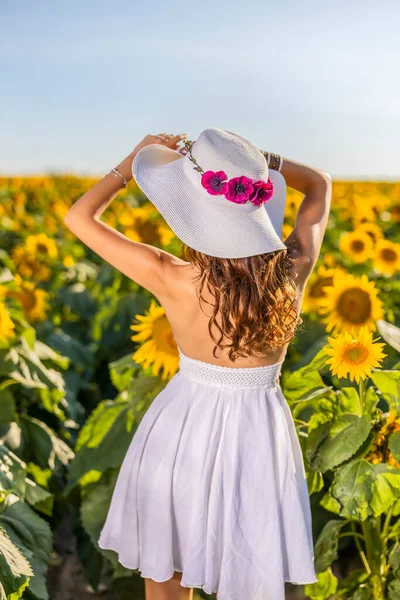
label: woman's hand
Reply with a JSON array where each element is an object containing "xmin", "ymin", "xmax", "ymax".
[
  {"xmin": 129, "ymin": 132, "xmax": 188, "ymax": 158},
  {"xmin": 115, "ymin": 133, "xmax": 188, "ymax": 184}
]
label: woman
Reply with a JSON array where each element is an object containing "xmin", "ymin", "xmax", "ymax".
[{"xmin": 64, "ymin": 128, "xmax": 332, "ymax": 600}]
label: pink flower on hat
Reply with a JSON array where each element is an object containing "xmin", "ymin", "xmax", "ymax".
[
  {"xmin": 201, "ymin": 171, "xmax": 229, "ymax": 195},
  {"xmin": 225, "ymin": 176, "xmax": 254, "ymax": 204},
  {"xmin": 248, "ymin": 179, "xmax": 274, "ymax": 206},
  {"xmin": 183, "ymin": 138, "xmax": 275, "ymax": 206}
]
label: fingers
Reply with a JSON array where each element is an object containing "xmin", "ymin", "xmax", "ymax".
[
  {"xmin": 153, "ymin": 133, "xmax": 188, "ymax": 154},
  {"xmin": 156, "ymin": 133, "xmax": 187, "ymax": 142}
]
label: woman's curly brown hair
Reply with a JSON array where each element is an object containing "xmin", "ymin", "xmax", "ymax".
[{"xmin": 180, "ymin": 242, "xmax": 303, "ymax": 361}]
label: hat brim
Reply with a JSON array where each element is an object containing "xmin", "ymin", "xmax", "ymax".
[{"xmin": 132, "ymin": 144, "xmax": 287, "ymax": 259}]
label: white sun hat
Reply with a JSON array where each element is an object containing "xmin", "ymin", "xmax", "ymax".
[{"xmin": 132, "ymin": 127, "xmax": 287, "ymax": 259}]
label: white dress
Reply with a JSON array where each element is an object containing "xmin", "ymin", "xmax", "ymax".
[{"xmin": 98, "ymin": 347, "xmax": 318, "ymax": 600}]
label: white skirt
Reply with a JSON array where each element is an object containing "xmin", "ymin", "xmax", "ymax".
[{"xmin": 98, "ymin": 348, "xmax": 318, "ymax": 600}]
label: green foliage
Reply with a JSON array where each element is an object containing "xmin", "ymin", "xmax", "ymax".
[
  {"xmin": 314, "ymin": 519, "xmax": 346, "ymax": 573},
  {"xmin": 304, "ymin": 568, "xmax": 338, "ymax": 599},
  {"xmin": 306, "ymin": 415, "xmax": 372, "ymax": 472},
  {"xmin": 369, "ymin": 370, "xmax": 400, "ymax": 413},
  {"xmin": 282, "ymin": 355, "xmax": 400, "ymax": 600},
  {"xmin": 0, "ymin": 497, "xmax": 52, "ymax": 599},
  {"xmin": 0, "ymin": 527, "xmax": 32, "ymax": 599},
  {"xmin": 1, "ymin": 177, "xmax": 400, "ymax": 599}
]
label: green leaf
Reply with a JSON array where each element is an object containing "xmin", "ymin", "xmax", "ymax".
[
  {"xmin": 80, "ymin": 469, "xmax": 120, "ymax": 567},
  {"xmin": 44, "ymin": 329, "xmax": 94, "ymax": 371},
  {"xmin": 351, "ymin": 584, "xmax": 373, "ymax": 599},
  {"xmin": 388, "ymin": 542, "xmax": 400, "ymax": 577},
  {"xmin": 377, "ymin": 319, "xmax": 400, "ymax": 353},
  {"xmin": 67, "ymin": 372, "xmax": 167, "ymax": 491},
  {"xmin": 21, "ymin": 326, "xmax": 36, "ymax": 351},
  {"xmin": 314, "ymin": 519, "xmax": 346, "ymax": 573},
  {"xmin": 0, "ymin": 389, "xmax": 15, "ymax": 425},
  {"xmin": 4, "ymin": 337, "xmax": 65, "ymax": 391},
  {"xmin": 335, "ymin": 568, "xmax": 369, "ymax": 597},
  {"xmin": 307, "ymin": 470, "xmax": 324, "ymax": 495},
  {"xmin": 306, "ymin": 414, "xmax": 372, "ymax": 472},
  {"xmin": 370, "ymin": 370, "xmax": 400, "ymax": 413},
  {"xmin": 319, "ymin": 489, "xmax": 342, "ymax": 515},
  {"xmin": 306, "ymin": 388, "xmax": 362, "ymax": 432},
  {"xmin": 96, "ymin": 292, "xmax": 148, "ymax": 350},
  {"xmin": 109, "ymin": 354, "xmax": 137, "ymax": 392},
  {"xmin": 282, "ymin": 368, "xmax": 329, "ymax": 404},
  {"xmin": 392, "ymin": 498, "xmax": 400, "ymax": 516},
  {"xmin": 0, "ymin": 422, "xmax": 21, "ymax": 453},
  {"xmin": 304, "ymin": 567, "xmax": 338, "ymax": 599},
  {"xmin": 299, "ymin": 346, "xmax": 332, "ymax": 375},
  {"xmin": 25, "ymin": 464, "xmax": 52, "ymax": 490},
  {"xmin": 370, "ymin": 464, "xmax": 400, "ymax": 516},
  {"xmin": 364, "ymin": 386, "xmax": 381, "ymax": 415},
  {"xmin": 389, "ymin": 431, "xmax": 400, "ymax": 463},
  {"xmin": 24, "ymin": 479, "xmax": 54, "ymax": 517},
  {"xmin": 0, "ymin": 526, "xmax": 32, "ymax": 599},
  {"xmin": 0, "ymin": 495, "xmax": 52, "ymax": 599},
  {"xmin": 59, "ymin": 283, "xmax": 97, "ymax": 319},
  {"xmin": 75, "ymin": 400, "xmax": 130, "ymax": 452},
  {"xmin": 330, "ymin": 459, "xmax": 400, "ymax": 519},
  {"xmin": 0, "ymin": 446, "xmax": 26, "ymax": 498},
  {"xmin": 19, "ymin": 415, "xmax": 74, "ymax": 470},
  {"xmin": 67, "ymin": 400, "xmax": 134, "ymax": 490},
  {"xmin": 339, "ymin": 387, "xmax": 363, "ymax": 415},
  {"xmin": 33, "ymin": 340, "xmax": 69, "ymax": 370},
  {"xmin": 80, "ymin": 470, "xmax": 116, "ymax": 536},
  {"xmin": 388, "ymin": 579, "xmax": 400, "ymax": 600}
]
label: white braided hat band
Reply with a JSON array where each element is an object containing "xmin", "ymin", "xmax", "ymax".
[{"xmin": 132, "ymin": 127, "xmax": 287, "ymax": 258}]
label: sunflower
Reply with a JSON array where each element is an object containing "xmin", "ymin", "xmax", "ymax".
[
  {"xmin": 323, "ymin": 253, "xmax": 337, "ymax": 268},
  {"xmin": 373, "ymin": 239, "xmax": 400, "ymax": 276},
  {"xmin": 281, "ymin": 224, "xmax": 292, "ymax": 241},
  {"xmin": 63, "ymin": 255, "xmax": 75, "ymax": 268},
  {"xmin": 0, "ymin": 301, "xmax": 16, "ymax": 344},
  {"xmin": 25, "ymin": 233, "xmax": 58, "ymax": 259},
  {"xmin": 43, "ymin": 215, "xmax": 59, "ymax": 235},
  {"xmin": 390, "ymin": 204, "xmax": 400, "ymax": 223},
  {"xmin": 130, "ymin": 299, "xmax": 179, "ymax": 380},
  {"xmin": 302, "ymin": 266, "xmax": 338, "ymax": 313},
  {"xmin": 120, "ymin": 207, "xmax": 162, "ymax": 245},
  {"xmin": 324, "ymin": 326, "xmax": 386, "ymax": 383},
  {"xmin": 50, "ymin": 200, "xmax": 70, "ymax": 221},
  {"xmin": 356, "ymin": 222, "xmax": 384, "ymax": 246},
  {"xmin": 339, "ymin": 230, "xmax": 374, "ymax": 263},
  {"xmin": 365, "ymin": 409, "xmax": 400, "ymax": 469},
  {"xmin": 284, "ymin": 192, "xmax": 303, "ymax": 224},
  {"xmin": 339, "ymin": 194, "xmax": 377, "ymax": 223},
  {"xmin": 11, "ymin": 247, "xmax": 51, "ymax": 282},
  {"xmin": 5, "ymin": 275, "xmax": 49, "ymax": 323},
  {"xmin": 158, "ymin": 224, "xmax": 177, "ymax": 246},
  {"xmin": 318, "ymin": 272, "xmax": 385, "ymax": 333}
]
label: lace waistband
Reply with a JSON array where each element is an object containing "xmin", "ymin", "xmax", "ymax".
[{"xmin": 177, "ymin": 348, "xmax": 283, "ymax": 390}]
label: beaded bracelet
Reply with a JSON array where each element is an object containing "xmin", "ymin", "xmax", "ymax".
[
  {"xmin": 260, "ymin": 149, "xmax": 283, "ymax": 173},
  {"xmin": 110, "ymin": 167, "xmax": 128, "ymax": 187}
]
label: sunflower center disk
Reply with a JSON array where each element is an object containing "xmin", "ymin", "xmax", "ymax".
[
  {"xmin": 351, "ymin": 240, "xmax": 365, "ymax": 252},
  {"xmin": 336, "ymin": 288, "xmax": 372, "ymax": 324},
  {"xmin": 381, "ymin": 249, "xmax": 397, "ymax": 263},
  {"xmin": 343, "ymin": 343, "xmax": 370, "ymax": 365}
]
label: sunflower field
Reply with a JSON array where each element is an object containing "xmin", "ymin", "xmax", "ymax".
[{"xmin": 0, "ymin": 175, "xmax": 400, "ymax": 600}]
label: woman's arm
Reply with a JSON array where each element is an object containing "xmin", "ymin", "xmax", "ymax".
[
  {"xmin": 63, "ymin": 133, "xmax": 187, "ymax": 299},
  {"xmin": 268, "ymin": 154, "xmax": 332, "ymax": 277}
]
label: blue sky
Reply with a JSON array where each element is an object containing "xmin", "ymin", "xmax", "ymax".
[{"xmin": 1, "ymin": 1, "xmax": 399, "ymax": 178}]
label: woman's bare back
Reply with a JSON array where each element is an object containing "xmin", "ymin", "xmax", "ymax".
[{"xmin": 158, "ymin": 247, "xmax": 309, "ymax": 369}]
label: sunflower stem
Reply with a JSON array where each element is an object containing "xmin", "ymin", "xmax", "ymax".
[
  {"xmin": 361, "ymin": 519, "xmax": 386, "ymax": 599},
  {"xmin": 350, "ymin": 522, "xmax": 371, "ymax": 574},
  {"xmin": 358, "ymin": 378, "xmax": 366, "ymax": 415}
]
